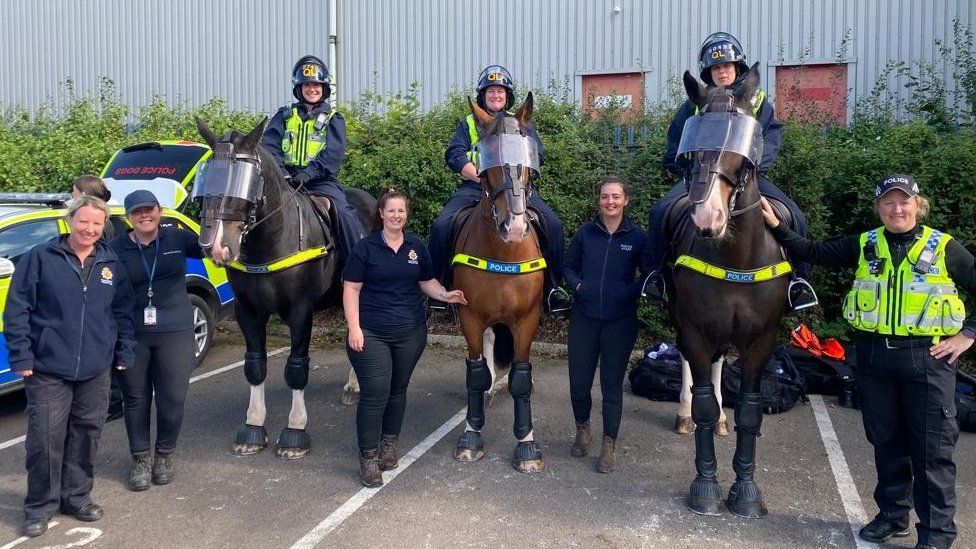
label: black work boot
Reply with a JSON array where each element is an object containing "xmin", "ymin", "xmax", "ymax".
[
  {"xmin": 378, "ymin": 434, "xmax": 399, "ymax": 471},
  {"xmin": 571, "ymin": 422, "xmax": 592, "ymax": 457},
  {"xmin": 152, "ymin": 452, "xmax": 175, "ymax": 485},
  {"xmin": 788, "ymin": 277, "xmax": 819, "ymax": 311},
  {"xmin": 641, "ymin": 270, "xmax": 666, "ymax": 304},
  {"xmin": 858, "ymin": 516, "xmax": 910, "ymax": 543},
  {"xmin": 359, "ymin": 448, "xmax": 383, "ymax": 488},
  {"xmin": 126, "ymin": 453, "xmax": 152, "ymax": 492}
]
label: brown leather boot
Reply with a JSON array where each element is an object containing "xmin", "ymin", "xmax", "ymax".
[
  {"xmin": 378, "ymin": 434, "xmax": 399, "ymax": 471},
  {"xmin": 359, "ymin": 448, "xmax": 383, "ymax": 488},
  {"xmin": 596, "ymin": 435, "xmax": 616, "ymax": 473},
  {"xmin": 571, "ymin": 422, "xmax": 592, "ymax": 457}
]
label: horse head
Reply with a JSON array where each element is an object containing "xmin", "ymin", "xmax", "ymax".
[
  {"xmin": 468, "ymin": 93, "xmax": 539, "ymax": 244},
  {"xmin": 680, "ymin": 63, "xmax": 764, "ymax": 238},
  {"xmin": 193, "ymin": 117, "xmax": 268, "ymax": 266}
]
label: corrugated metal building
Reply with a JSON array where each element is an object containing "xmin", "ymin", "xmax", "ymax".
[{"xmin": 1, "ymin": 0, "xmax": 973, "ymax": 122}]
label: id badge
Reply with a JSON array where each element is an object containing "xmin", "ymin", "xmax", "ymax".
[{"xmin": 144, "ymin": 306, "xmax": 157, "ymax": 326}]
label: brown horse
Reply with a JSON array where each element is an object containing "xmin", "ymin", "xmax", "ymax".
[
  {"xmin": 667, "ymin": 64, "xmax": 790, "ymax": 517},
  {"xmin": 451, "ymin": 93, "xmax": 547, "ymax": 473}
]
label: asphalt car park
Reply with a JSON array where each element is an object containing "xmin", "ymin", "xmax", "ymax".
[{"xmin": 0, "ymin": 330, "xmax": 971, "ymax": 548}]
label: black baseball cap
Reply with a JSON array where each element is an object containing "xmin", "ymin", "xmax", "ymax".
[
  {"xmin": 124, "ymin": 189, "xmax": 160, "ymax": 213},
  {"xmin": 875, "ymin": 174, "xmax": 919, "ymax": 198}
]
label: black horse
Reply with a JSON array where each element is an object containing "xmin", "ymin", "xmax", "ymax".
[
  {"xmin": 194, "ymin": 118, "xmax": 373, "ymax": 458},
  {"xmin": 667, "ymin": 64, "xmax": 791, "ymax": 517}
]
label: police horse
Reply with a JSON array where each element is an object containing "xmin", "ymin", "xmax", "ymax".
[
  {"xmin": 666, "ymin": 64, "xmax": 790, "ymax": 517},
  {"xmin": 451, "ymin": 94, "xmax": 548, "ymax": 473},
  {"xmin": 194, "ymin": 118, "xmax": 373, "ymax": 458}
]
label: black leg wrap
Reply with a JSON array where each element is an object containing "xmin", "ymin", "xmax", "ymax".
[
  {"xmin": 243, "ymin": 351, "xmax": 268, "ymax": 386},
  {"xmin": 689, "ymin": 384, "xmax": 723, "ymax": 515},
  {"xmin": 728, "ymin": 392, "xmax": 767, "ymax": 518},
  {"xmin": 466, "ymin": 389, "xmax": 486, "ymax": 431},
  {"xmin": 276, "ymin": 427, "xmax": 311, "ymax": 451},
  {"xmin": 284, "ymin": 356, "xmax": 310, "ymax": 390},
  {"xmin": 235, "ymin": 424, "xmax": 268, "ymax": 447},
  {"xmin": 509, "ymin": 362, "xmax": 533, "ymax": 440},
  {"xmin": 466, "ymin": 357, "xmax": 491, "ymax": 392}
]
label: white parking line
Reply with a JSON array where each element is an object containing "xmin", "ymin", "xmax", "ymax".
[
  {"xmin": 0, "ymin": 347, "xmax": 290, "ymax": 451},
  {"xmin": 289, "ymin": 407, "xmax": 468, "ymax": 549},
  {"xmin": 0, "ymin": 520, "xmax": 59, "ymax": 549},
  {"xmin": 809, "ymin": 395, "xmax": 876, "ymax": 549}
]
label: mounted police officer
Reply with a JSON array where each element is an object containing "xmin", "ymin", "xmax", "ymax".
[
  {"xmin": 761, "ymin": 174, "xmax": 976, "ymax": 549},
  {"xmin": 429, "ymin": 64, "xmax": 571, "ymax": 314},
  {"xmin": 261, "ymin": 55, "xmax": 365, "ymax": 259},
  {"xmin": 644, "ymin": 32, "xmax": 817, "ymax": 311}
]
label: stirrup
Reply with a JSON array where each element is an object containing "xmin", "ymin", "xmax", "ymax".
[
  {"xmin": 788, "ymin": 278, "xmax": 819, "ymax": 311},
  {"xmin": 546, "ymin": 287, "xmax": 572, "ymax": 314},
  {"xmin": 428, "ymin": 297, "xmax": 449, "ymax": 312},
  {"xmin": 641, "ymin": 271, "xmax": 666, "ymax": 303}
]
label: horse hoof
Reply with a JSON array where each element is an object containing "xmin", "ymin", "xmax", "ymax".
[
  {"xmin": 275, "ymin": 428, "xmax": 311, "ymax": 460},
  {"xmin": 689, "ymin": 476, "xmax": 724, "ymax": 516},
  {"xmin": 673, "ymin": 415, "xmax": 695, "ymax": 435},
  {"xmin": 455, "ymin": 431, "xmax": 485, "ymax": 462},
  {"xmin": 340, "ymin": 388, "xmax": 360, "ymax": 406},
  {"xmin": 232, "ymin": 424, "xmax": 268, "ymax": 456},
  {"xmin": 716, "ymin": 419, "xmax": 731, "ymax": 437},
  {"xmin": 511, "ymin": 441, "xmax": 547, "ymax": 474},
  {"xmin": 727, "ymin": 480, "xmax": 768, "ymax": 518}
]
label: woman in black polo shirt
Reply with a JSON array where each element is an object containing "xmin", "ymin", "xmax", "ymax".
[
  {"xmin": 109, "ymin": 190, "xmax": 203, "ymax": 492},
  {"xmin": 343, "ymin": 188, "xmax": 466, "ymax": 487}
]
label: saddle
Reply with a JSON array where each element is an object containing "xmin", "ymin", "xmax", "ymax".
[{"xmin": 297, "ymin": 191, "xmax": 336, "ymax": 250}]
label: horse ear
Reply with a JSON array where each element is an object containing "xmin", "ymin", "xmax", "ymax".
[
  {"xmin": 515, "ymin": 91, "xmax": 534, "ymax": 127},
  {"xmin": 196, "ymin": 117, "xmax": 218, "ymax": 148},
  {"xmin": 733, "ymin": 62, "xmax": 761, "ymax": 105},
  {"xmin": 683, "ymin": 71, "xmax": 707, "ymax": 109},
  {"xmin": 240, "ymin": 117, "xmax": 268, "ymax": 152},
  {"xmin": 468, "ymin": 95, "xmax": 494, "ymax": 128}
]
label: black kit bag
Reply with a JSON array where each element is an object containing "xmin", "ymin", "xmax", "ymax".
[
  {"xmin": 629, "ymin": 342, "xmax": 683, "ymax": 402},
  {"xmin": 722, "ymin": 345, "xmax": 807, "ymax": 414},
  {"xmin": 785, "ymin": 345, "xmax": 860, "ymax": 409},
  {"xmin": 957, "ymin": 370, "xmax": 976, "ymax": 433}
]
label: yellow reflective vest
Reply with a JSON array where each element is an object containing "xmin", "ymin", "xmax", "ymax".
[
  {"xmin": 843, "ymin": 226, "xmax": 966, "ymax": 337},
  {"xmin": 282, "ymin": 108, "xmax": 333, "ymax": 168}
]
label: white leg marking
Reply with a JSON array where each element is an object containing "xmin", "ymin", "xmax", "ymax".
[
  {"xmin": 245, "ymin": 383, "xmax": 267, "ymax": 426},
  {"xmin": 678, "ymin": 354, "xmax": 692, "ymax": 417},
  {"xmin": 288, "ymin": 389, "xmax": 308, "ymax": 430},
  {"xmin": 711, "ymin": 357, "xmax": 726, "ymax": 422}
]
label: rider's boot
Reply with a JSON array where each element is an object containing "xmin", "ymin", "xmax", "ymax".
[
  {"xmin": 788, "ymin": 277, "xmax": 818, "ymax": 312},
  {"xmin": 641, "ymin": 270, "xmax": 667, "ymax": 304}
]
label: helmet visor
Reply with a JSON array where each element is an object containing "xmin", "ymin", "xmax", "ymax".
[
  {"xmin": 677, "ymin": 112, "xmax": 763, "ymax": 167},
  {"xmin": 476, "ymin": 134, "xmax": 540, "ymax": 174},
  {"xmin": 192, "ymin": 159, "xmax": 263, "ymax": 202}
]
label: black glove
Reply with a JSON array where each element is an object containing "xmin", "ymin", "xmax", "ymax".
[{"xmin": 291, "ymin": 170, "xmax": 312, "ymax": 187}]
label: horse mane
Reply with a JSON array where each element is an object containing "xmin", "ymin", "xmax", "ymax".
[{"xmin": 479, "ymin": 111, "xmax": 513, "ymax": 138}]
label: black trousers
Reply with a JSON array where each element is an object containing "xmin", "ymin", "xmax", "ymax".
[
  {"xmin": 567, "ymin": 309, "xmax": 638, "ymax": 439},
  {"xmin": 118, "ymin": 329, "xmax": 195, "ymax": 455},
  {"xmin": 23, "ymin": 370, "xmax": 110, "ymax": 520},
  {"xmin": 856, "ymin": 332, "xmax": 959, "ymax": 548},
  {"xmin": 346, "ymin": 324, "xmax": 427, "ymax": 451}
]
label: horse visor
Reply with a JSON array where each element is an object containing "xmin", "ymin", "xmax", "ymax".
[
  {"xmin": 476, "ymin": 134, "xmax": 540, "ymax": 174},
  {"xmin": 676, "ymin": 112, "xmax": 764, "ymax": 168},
  {"xmin": 192, "ymin": 159, "xmax": 263, "ymax": 202}
]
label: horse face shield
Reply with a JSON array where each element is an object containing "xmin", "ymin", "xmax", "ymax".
[
  {"xmin": 677, "ymin": 111, "xmax": 763, "ymax": 203},
  {"xmin": 192, "ymin": 144, "xmax": 263, "ymax": 256},
  {"xmin": 477, "ymin": 134, "xmax": 539, "ymax": 240}
]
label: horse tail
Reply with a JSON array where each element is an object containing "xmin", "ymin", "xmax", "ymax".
[{"xmin": 490, "ymin": 324, "xmax": 514, "ymax": 370}]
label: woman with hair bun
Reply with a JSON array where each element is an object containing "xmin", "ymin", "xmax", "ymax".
[{"xmin": 342, "ymin": 187, "xmax": 467, "ymax": 487}]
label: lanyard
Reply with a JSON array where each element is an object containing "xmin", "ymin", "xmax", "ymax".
[{"xmin": 137, "ymin": 233, "xmax": 160, "ymax": 303}]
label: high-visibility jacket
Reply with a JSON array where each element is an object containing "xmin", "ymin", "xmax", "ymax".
[{"xmin": 282, "ymin": 108, "xmax": 334, "ymax": 167}]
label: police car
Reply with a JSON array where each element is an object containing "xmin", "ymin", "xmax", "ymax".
[{"xmin": 0, "ymin": 141, "xmax": 233, "ymax": 395}]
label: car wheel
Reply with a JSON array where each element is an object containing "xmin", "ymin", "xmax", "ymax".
[{"xmin": 189, "ymin": 294, "xmax": 215, "ymax": 368}]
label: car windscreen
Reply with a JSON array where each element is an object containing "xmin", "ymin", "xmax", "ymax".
[{"xmin": 101, "ymin": 143, "xmax": 210, "ymax": 186}]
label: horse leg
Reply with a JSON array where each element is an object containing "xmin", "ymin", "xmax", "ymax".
[
  {"xmin": 675, "ymin": 356, "xmax": 729, "ymax": 436},
  {"xmin": 726, "ymin": 346, "xmax": 772, "ymax": 518},
  {"xmin": 510, "ymin": 318, "xmax": 545, "ymax": 474},
  {"xmin": 341, "ymin": 367, "xmax": 360, "ymax": 406},
  {"xmin": 275, "ymin": 307, "xmax": 314, "ymax": 460},
  {"xmin": 483, "ymin": 327, "xmax": 507, "ymax": 407},
  {"xmin": 233, "ymin": 308, "xmax": 271, "ymax": 456},
  {"xmin": 688, "ymin": 364, "xmax": 723, "ymax": 515},
  {"xmin": 455, "ymin": 313, "xmax": 488, "ymax": 462}
]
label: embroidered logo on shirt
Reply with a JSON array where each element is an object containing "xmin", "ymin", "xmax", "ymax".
[
  {"xmin": 620, "ymin": 244, "xmax": 633, "ymax": 251},
  {"xmin": 101, "ymin": 267, "xmax": 114, "ymax": 285},
  {"xmin": 408, "ymin": 249, "xmax": 419, "ymax": 265}
]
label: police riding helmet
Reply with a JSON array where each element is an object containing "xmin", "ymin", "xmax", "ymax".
[
  {"xmin": 476, "ymin": 65, "xmax": 515, "ymax": 111},
  {"xmin": 698, "ymin": 32, "xmax": 749, "ymax": 86},
  {"xmin": 291, "ymin": 55, "xmax": 331, "ymax": 102}
]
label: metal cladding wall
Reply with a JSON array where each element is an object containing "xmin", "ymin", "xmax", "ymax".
[
  {"xmin": 0, "ymin": 0, "xmax": 331, "ymax": 116},
  {"xmin": 0, "ymin": 0, "xmax": 973, "ymax": 116}
]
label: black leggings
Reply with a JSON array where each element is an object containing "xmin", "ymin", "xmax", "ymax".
[
  {"xmin": 347, "ymin": 324, "xmax": 427, "ymax": 451},
  {"xmin": 567, "ymin": 309, "xmax": 638, "ymax": 439},
  {"xmin": 118, "ymin": 329, "xmax": 195, "ymax": 455}
]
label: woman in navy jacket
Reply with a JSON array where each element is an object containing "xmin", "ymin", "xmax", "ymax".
[
  {"xmin": 3, "ymin": 196, "xmax": 135, "ymax": 538},
  {"xmin": 563, "ymin": 176, "xmax": 646, "ymax": 473}
]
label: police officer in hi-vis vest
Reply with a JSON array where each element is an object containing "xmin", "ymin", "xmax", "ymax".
[
  {"xmin": 429, "ymin": 64, "xmax": 571, "ymax": 314},
  {"xmin": 261, "ymin": 55, "xmax": 365, "ymax": 258},
  {"xmin": 761, "ymin": 174, "xmax": 976, "ymax": 549}
]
